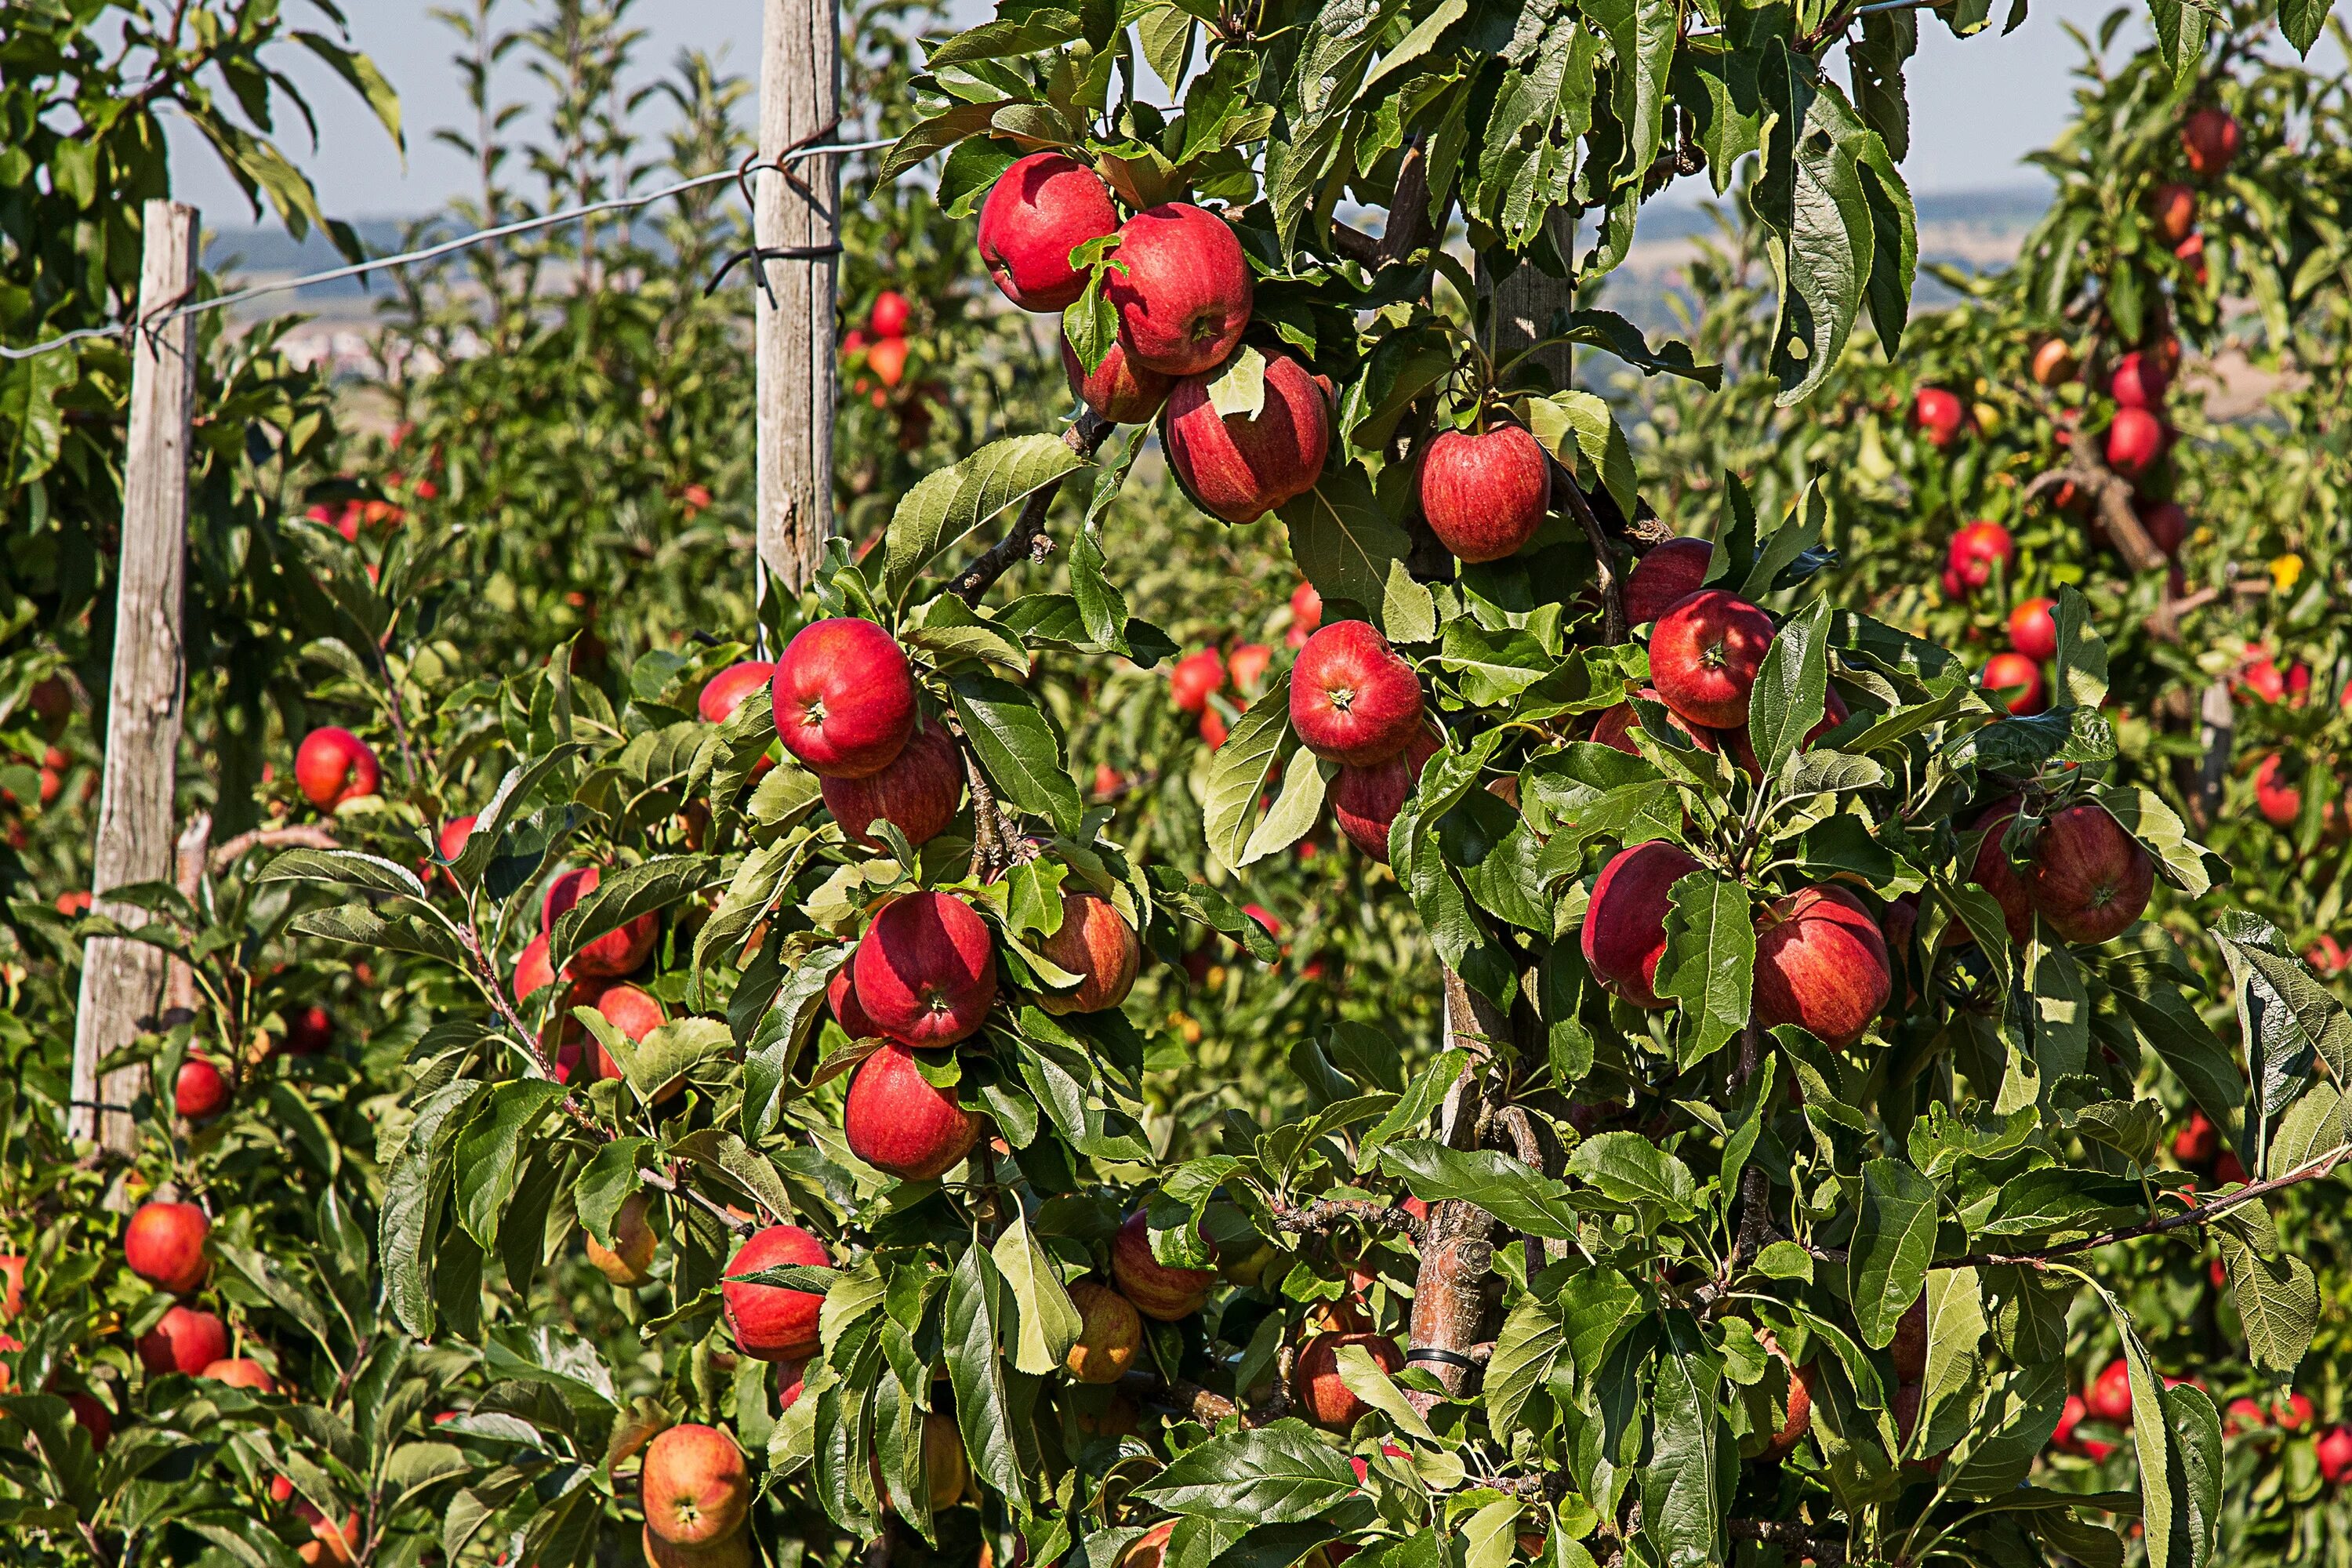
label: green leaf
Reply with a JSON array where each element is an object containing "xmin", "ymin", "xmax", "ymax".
[
  {"xmin": 1847, "ymin": 1158, "xmax": 1936, "ymax": 1347},
  {"xmin": 1240, "ymin": 745, "xmax": 1329, "ymax": 867},
  {"xmin": 1655, "ymin": 872, "xmax": 1755, "ymax": 1070},
  {"xmin": 1381, "ymin": 560, "xmax": 1437, "ymax": 645},
  {"xmin": 453, "ymin": 1081, "xmax": 573, "ymax": 1250},
  {"xmin": 1755, "ymin": 48, "xmax": 1877, "ymax": 407},
  {"xmin": 950, "ymin": 674, "xmax": 1083, "ymax": 834},
  {"xmin": 1485, "ymin": 1298, "xmax": 1566, "ymax": 1435},
  {"xmin": 288, "ymin": 905, "xmax": 466, "ymax": 968},
  {"xmin": 1566, "ymin": 1131, "xmax": 1699, "ymax": 1219},
  {"xmin": 1914, "ymin": 1267, "xmax": 1987, "ymax": 1456},
  {"xmin": 1278, "ymin": 470, "xmax": 1413, "ymax": 620},
  {"xmin": 258, "ymin": 846, "xmax": 430, "ymax": 901},
  {"xmin": 1746, "ymin": 601, "xmax": 1830, "ymax": 779},
  {"xmin": 945, "ymin": 1243, "xmax": 1036, "ymax": 1510},
  {"xmin": 991, "ymin": 1211, "xmax": 1083, "ymax": 1377},
  {"xmin": 1136, "ymin": 1420, "xmax": 1360, "ymax": 1523},
  {"xmin": 547, "ymin": 856, "xmax": 719, "ymax": 981},
  {"xmin": 1523, "ymin": 390, "xmax": 1637, "ymax": 519},
  {"xmin": 2219, "ymin": 1225, "xmax": 2319, "ymax": 1379},
  {"xmin": 881, "ymin": 434, "xmax": 1087, "ymax": 603},
  {"xmin": 1204, "ymin": 345, "xmax": 1267, "ymax": 419},
  {"xmin": 1334, "ymin": 1340, "xmax": 1436, "ymax": 1442},
  {"xmin": 1200, "ymin": 674, "xmax": 1295, "ymax": 873},
  {"xmin": 1378, "ymin": 1142, "xmax": 1581, "ymax": 1239},
  {"xmin": 1641, "ymin": 1312, "xmax": 1731, "ymax": 1568},
  {"xmin": 1439, "ymin": 621, "xmax": 1556, "ymax": 706}
]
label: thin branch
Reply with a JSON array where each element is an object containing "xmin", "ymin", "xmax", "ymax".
[
  {"xmin": 1270, "ymin": 1198, "xmax": 1428, "ymax": 1248},
  {"xmin": 950, "ymin": 413, "xmax": 1112, "ymax": 606},
  {"xmin": 1552, "ymin": 461, "xmax": 1627, "ymax": 644},
  {"xmin": 2025, "ymin": 447, "xmax": 2167, "ymax": 577},
  {"xmin": 209, "ymin": 823, "xmax": 338, "ymax": 873},
  {"xmin": 637, "ymin": 1165, "xmax": 759, "ymax": 1236}
]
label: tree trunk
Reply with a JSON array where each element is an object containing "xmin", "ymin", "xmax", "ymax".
[
  {"xmin": 755, "ymin": 0, "xmax": 843, "ymax": 596},
  {"xmin": 71, "ymin": 200, "xmax": 198, "ymax": 1156}
]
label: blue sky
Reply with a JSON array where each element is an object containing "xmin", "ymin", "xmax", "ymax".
[{"xmin": 158, "ymin": 0, "xmax": 2274, "ymax": 224}]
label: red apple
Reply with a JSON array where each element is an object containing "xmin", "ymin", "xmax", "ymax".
[
  {"xmin": 1582, "ymin": 840, "xmax": 1700, "ymax": 1008},
  {"xmin": 515, "ymin": 933, "xmax": 557, "ymax": 999},
  {"xmin": 2031, "ymin": 338, "xmax": 2078, "ymax": 387},
  {"xmin": 723, "ymin": 1225, "xmax": 833, "ymax": 1361},
  {"xmin": 1759, "ymin": 1338, "xmax": 1817, "ymax": 1460},
  {"xmin": 1293, "ymin": 1331, "xmax": 1403, "ymax": 1431},
  {"xmin": 543, "ymin": 866, "xmax": 659, "ymax": 978},
  {"xmin": 1912, "ymin": 387, "xmax": 1965, "ymax": 447},
  {"xmin": 2086, "ymin": 1358, "xmax": 2133, "ymax": 1422},
  {"xmin": 821, "ymin": 717, "xmax": 964, "ymax": 848},
  {"xmin": 2149, "ymin": 183, "xmax": 2197, "ymax": 247},
  {"xmin": 201, "ymin": 1357, "xmax": 276, "ymax": 1393},
  {"xmin": 2105, "ymin": 408, "xmax": 2167, "ymax": 477},
  {"xmin": 642, "ymin": 1422, "xmax": 750, "ymax": 1546},
  {"xmin": 976, "ymin": 152, "xmax": 1119, "ymax": 311},
  {"xmin": 2254, "ymin": 754, "xmax": 2302, "ymax": 827},
  {"xmin": 772, "ymin": 619, "xmax": 916, "ymax": 779},
  {"xmin": 698, "ymin": 661, "xmax": 775, "ymax": 725},
  {"xmin": 1588, "ymin": 688, "xmax": 1711, "ymax": 756},
  {"xmin": 1121, "ymin": 1522, "xmax": 1178, "ymax": 1568},
  {"xmin": 1036, "ymin": 891, "xmax": 1141, "ymax": 1014},
  {"xmin": 1289, "ymin": 622, "xmax": 1424, "ymax": 766},
  {"xmin": 596, "ymin": 983, "xmax": 665, "ymax": 1044},
  {"xmin": 2008, "ymin": 598, "xmax": 2059, "ymax": 662},
  {"xmin": 294, "ymin": 727, "xmax": 379, "ymax": 811},
  {"xmin": 1227, "ymin": 642, "xmax": 1273, "ymax": 693},
  {"xmin": 67, "ymin": 1393, "xmax": 111, "ymax": 1450},
  {"xmin": 844, "ymin": 1043, "xmax": 980, "ymax": 1180},
  {"xmin": 1416, "ymin": 423, "xmax": 1550, "ymax": 563},
  {"xmin": 1289, "ymin": 579, "xmax": 1323, "ymax": 642},
  {"xmin": 296, "ymin": 1504, "xmax": 360, "ymax": 1567},
  {"xmin": 869, "ymin": 290, "xmax": 911, "ymax": 339},
  {"xmin": 829, "ymin": 964, "xmax": 876, "ymax": 1038},
  {"xmin": 1062, "ymin": 337, "xmax": 1175, "ymax": 425},
  {"xmin": 2173, "ymin": 1110, "xmax": 2220, "ymax": 1166},
  {"xmin": 1650, "ymin": 590, "xmax": 1775, "ymax": 728},
  {"xmin": 279, "ymin": 1004, "xmax": 334, "ymax": 1057},
  {"xmin": 137, "ymin": 1304, "xmax": 230, "ymax": 1375},
  {"xmin": 1751, "ymin": 884, "xmax": 1891, "ymax": 1048},
  {"xmin": 1170, "ymin": 648, "xmax": 1225, "ymax": 713},
  {"xmin": 1982, "ymin": 651, "xmax": 2045, "ymax": 715},
  {"xmin": 2108, "ymin": 351, "xmax": 2169, "ymax": 409},
  {"xmin": 586, "ymin": 1191, "xmax": 658, "ymax": 1286},
  {"xmin": 1968, "ymin": 799, "xmax": 2034, "ymax": 946},
  {"xmin": 175, "ymin": 1057, "xmax": 230, "ymax": 1120},
  {"xmin": 644, "ymin": 1526, "xmax": 753, "ymax": 1568},
  {"xmin": 1892, "ymin": 1381, "xmax": 1947, "ymax": 1468},
  {"xmin": 1622, "ymin": 537, "xmax": 1712, "ymax": 626},
  {"xmin": 2320, "ymin": 1425, "xmax": 2352, "ymax": 1484},
  {"xmin": 1105, "ymin": 202, "xmax": 1253, "ymax": 376},
  {"xmin": 2028, "ymin": 803, "xmax": 2154, "ymax": 944},
  {"xmin": 1944, "ymin": 521, "xmax": 2014, "ymax": 597},
  {"xmin": 1065, "ymin": 1280, "xmax": 1145, "ymax": 1384},
  {"xmin": 2182, "ymin": 107, "xmax": 2241, "ymax": 178},
  {"xmin": 1890, "ymin": 1298, "xmax": 1929, "ymax": 1383},
  {"xmin": 853, "ymin": 891, "xmax": 998, "ymax": 1047},
  {"xmin": 1163, "ymin": 350, "xmax": 1331, "ymax": 524},
  {"xmin": 2278, "ymin": 1392, "xmax": 2316, "ymax": 1430},
  {"xmin": 1330, "ymin": 728, "xmax": 1440, "ymax": 862},
  {"xmin": 867, "ymin": 336, "xmax": 910, "ymax": 390},
  {"xmin": 1199, "ymin": 709, "xmax": 1229, "ymax": 749},
  {"xmin": 125, "ymin": 1201, "xmax": 209, "ymax": 1294},
  {"xmin": 1110, "ymin": 1210, "xmax": 1214, "ymax": 1321},
  {"xmin": 2138, "ymin": 499, "xmax": 2188, "ymax": 557}
]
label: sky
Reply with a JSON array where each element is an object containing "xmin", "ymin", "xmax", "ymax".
[{"xmin": 154, "ymin": 0, "xmax": 2256, "ymax": 227}]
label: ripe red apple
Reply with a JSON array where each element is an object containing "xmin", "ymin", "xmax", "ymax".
[
  {"xmin": 543, "ymin": 866, "xmax": 659, "ymax": 978},
  {"xmin": 1982, "ymin": 651, "xmax": 2046, "ymax": 715},
  {"xmin": 1891, "ymin": 1381, "xmax": 1947, "ymax": 1468},
  {"xmin": 1290, "ymin": 579, "xmax": 1323, "ymax": 643},
  {"xmin": 1751, "ymin": 884, "xmax": 1891, "ymax": 1048},
  {"xmin": 1110, "ymin": 1210, "xmax": 1214, "ymax": 1321},
  {"xmin": 2086, "ymin": 1358, "xmax": 2133, "ymax": 1421},
  {"xmin": 1583, "ymin": 840, "xmax": 1700, "ymax": 1008},
  {"xmin": 2254, "ymin": 754, "xmax": 2302, "ymax": 827},
  {"xmin": 1622, "ymin": 536, "xmax": 1712, "ymax": 626},
  {"xmin": 202, "ymin": 1357, "xmax": 276, "ymax": 1393},
  {"xmin": 137, "ymin": 1304, "xmax": 230, "ymax": 1375},
  {"xmin": 1293, "ymin": 1331, "xmax": 1403, "ymax": 1431},
  {"xmin": 294, "ymin": 1504, "xmax": 360, "ymax": 1568},
  {"xmin": 844, "ymin": 1043, "xmax": 980, "ymax": 1181},
  {"xmin": 1416, "ymin": 423, "xmax": 1549, "ymax": 563},
  {"xmin": 2137, "ymin": 499, "xmax": 2188, "ymax": 556},
  {"xmin": 853, "ymin": 891, "xmax": 998, "ymax": 1046},
  {"xmin": 1170, "ymin": 648, "xmax": 1225, "ymax": 713},
  {"xmin": 2027, "ymin": 803, "xmax": 2154, "ymax": 944},
  {"xmin": 1912, "ymin": 387, "xmax": 1965, "ymax": 447},
  {"xmin": 1105, "ymin": 202, "xmax": 1253, "ymax": 376},
  {"xmin": 2148, "ymin": 183, "xmax": 2197, "ymax": 247},
  {"xmin": 515, "ymin": 932, "xmax": 557, "ymax": 999},
  {"xmin": 1199, "ymin": 710, "xmax": 1229, "ymax": 748},
  {"xmin": 1227, "ymin": 642, "xmax": 1273, "ymax": 693},
  {"xmin": 1121, "ymin": 1522, "xmax": 1178, "ymax": 1568},
  {"xmin": 2105, "ymin": 408, "xmax": 2167, "ymax": 477},
  {"xmin": 699, "ymin": 661, "xmax": 775, "ymax": 725},
  {"xmin": 125, "ymin": 1201, "xmax": 210, "ymax": 1294},
  {"xmin": 67, "ymin": 1392, "xmax": 111, "ymax": 1450},
  {"xmin": 772, "ymin": 619, "xmax": 916, "ymax": 779},
  {"xmin": 2182, "ymin": 107, "xmax": 2241, "ymax": 178},
  {"xmin": 1289, "ymin": 622, "xmax": 1424, "ymax": 766},
  {"xmin": 294, "ymin": 727, "xmax": 379, "ymax": 811},
  {"xmin": 976, "ymin": 152, "xmax": 1119, "ymax": 311},
  {"xmin": 596, "ymin": 983, "xmax": 665, "ymax": 1044},
  {"xmin": 1650, "ymin": 590, "xmax": 1775, "ymax": 728},
  {"xmin": 2108, "ymin": 351, "xmax": 2169, "ymax": 409},
  {"xmin": 1036, "ymin": 891, "xmax": 1141, "ymax": 1014},
  {"xmin": 2278, "ymin": 1392, "xmax": 2316, "ymax": 1430},
  {"xmin": 644, "ymin": 1526, "xmax": 753, "ymax": 1568},
  {"xmin": 1061, "ymin": 337, "xmax": 1175, "ymax": 425},
  {"xmin": 2319, "ymin": 1425, "xmax": 2352, "ymax": 1484},
  {"xmin": 1890, "ymin": 1298, "xmax": 1929, "ymax": 1383},
  {"xmin": 2031, "ymin": 338, "xmax": 2078, "ymax": 387},
  {"xmin": 1330, "ymin": 728, "xmax": 1440, "ymax": 862},
  {"xmin": 829, "ymin": 964, "xmax": 876, "ymax": 1038},
  {"xmin": 643, "ymin": 1422, "xmax": 750, "ymax": 1545},
  {"xmin": 586, "ymin": 1191, "xmax": 659, "ymax": 1286},
  {"xmin": 2173, "ymin": 1109, "xmax": 2220, "ymax": 1166},
  {"xmin": 1967, "ymin": 799, "xmax": 2034, "ymax": 946},
  {"xmin": 1944, "ymin": 520, "xmax": 2014, "ymax": 597},
  {"xmin": 1588, "ymin": 688, "xmax": 1710, "ymax": 756},
  {"xmin": 821, "ymin": 717, "xmax": 964, "ymax": 848},
  {"xmin": 1759, "ymin": 1338, "xmax": 1817, "ymax": 1460},
  {"xmin": 1065, "ymin": 1280, "xmax": 1144, "ymax": 1384},
  {"xmin": 722, "ymin": 1225, "xmax": 833, "ymax": 1361},
  {"xmin": 176, "ymin": 1057, "xmax": 230, "ymax": 1120},
  {"xmin": 869, "ymin": 289, "xmax": 911, "ymax": 339},
  {"xmin": 279, "ymin": 1004, "xmax": 334, "ymax": 1057},
  {"xmin": 2008, "ymin": 597, "xmax": 2059, "ymax": 662},
  {"xmin": 1163, "ymin": 350, "xmax": 1331, "ymax": 524},
  {"xmin": 437, "ymin": 814, "xmax": 478, "ymax": 869}
]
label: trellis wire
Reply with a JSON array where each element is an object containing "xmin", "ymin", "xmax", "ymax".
[{"xmin": 0, "ymin": 136, "xmax": 892, "ymax": 363}]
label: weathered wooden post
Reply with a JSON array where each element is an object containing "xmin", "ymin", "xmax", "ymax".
[
  {"xmin": 70, "ymin": 200, "xmax": 199, "ymax": 1156},
  {"xmin": 755, "ymin": 0, "xmax": 844, "ymax": 593}
]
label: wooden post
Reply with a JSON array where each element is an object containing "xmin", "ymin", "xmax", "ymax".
[
  {"xmin": 1481, "ymin": 209, "xmax": 1577, "ymax": 388},
  {"xmin": 70, "ymin": 200, "xmax": 198, "ymax": 1156},
  {"xmin": 754, "ymin": 0, "xmax": 842, "ymax": 593}
]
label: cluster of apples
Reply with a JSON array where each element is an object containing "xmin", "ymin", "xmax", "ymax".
[
  {"xmin": 843, "ymin": 288, "xmax": 914, "ymax": 398},
  {"xmin": 1163, "ymin": 579, "xmax": 1323, "ymax": 749},
  {"xmin": 1939, "ymin": 520, "xmax": 2064, "ymax": 714}
]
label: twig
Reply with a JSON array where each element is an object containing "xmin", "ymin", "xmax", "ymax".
[
  {"xmin": 209, "ymin": 824, "xmax": 338, "ymax": 872},
  {"xmin": 1730, "ymin": 1519, "xmax": 1849, "ymax": 1565},
  {"xmin": 1270, "ymin": 1198, "xmax": 1428, "ymax": 1248},
  {"xmin": 2025, "ymin": 448, "xmax": 2166, "ymax": 577},
  {"xmin": 950, "ymin": 414, "xmax": 1112, "ymax": 606},
  {"xmin": 1732, "ymin": 1022, "xmax": 1772, "ymax": 1267},
  {"xmin": 639, "ymin": 1165, "xmax": 760, "ymax": 1236},
  {"xmin": 1553, "ymin": 462, "xmax": 1627, "ymax": 644},
  {"xmin": 1122, "ymin": 1368, "xmax": 1243, "ymax": 1425},
  {"xmin": 960, "ymin": 742, "xmax": 1011, "ymax": 882}
]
